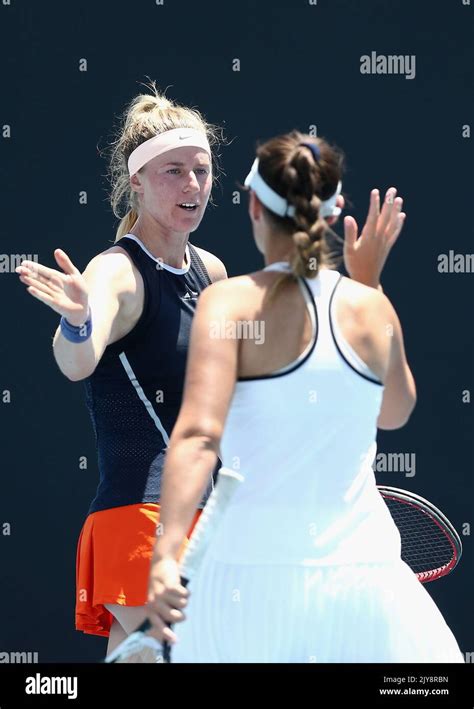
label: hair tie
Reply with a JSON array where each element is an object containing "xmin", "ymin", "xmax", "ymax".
[{"xmin": 300, "ymin": 142, "xmax": 321, "ymax": 162}]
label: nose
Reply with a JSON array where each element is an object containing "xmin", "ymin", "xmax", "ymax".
[{"xmin": 183, "ymin": 170, "xmax": 200, "ymax": 193}]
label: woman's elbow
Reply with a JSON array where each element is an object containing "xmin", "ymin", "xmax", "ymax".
[
  {"xmin": 377, "ymin": 394, "xmax": 417, "ymax": 430},
  {"xmin": 54, "ymin": 359, "xmax": 93, "ymax": 382}
]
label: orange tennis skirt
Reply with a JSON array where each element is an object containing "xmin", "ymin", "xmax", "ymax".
[{"xmin": 75, "ymin": 503, "xmax": 202, "ymax": 637}]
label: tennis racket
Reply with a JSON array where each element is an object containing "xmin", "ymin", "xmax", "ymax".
[
  {"xmin": 377, "ymin": 485, "xmax": 462, "ymax": 582},
  {"xmin": 105, "ymin": 467, "xmax": 244, "ymax": 663}
]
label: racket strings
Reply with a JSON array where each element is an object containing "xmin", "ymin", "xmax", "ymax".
[{"xmin": 384, "ymin": 498, "xmax": 455, "ymax": 577}]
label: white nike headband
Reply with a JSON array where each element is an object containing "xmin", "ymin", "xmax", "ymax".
[{"xmin": 128, "ymin": 128, "xmax": 212, "ymax": 176}]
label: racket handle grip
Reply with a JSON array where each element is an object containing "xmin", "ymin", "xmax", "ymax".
[
  {"xmin": 135, "ymin": 618, "xmax": 152, "ymax": 633},
  {"xmin": 163, "ymin": 639, "xmax": 171, "ymax": 663}
]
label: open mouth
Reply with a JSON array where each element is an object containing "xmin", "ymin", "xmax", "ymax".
[{"xmin": 178, "ymin": 202, "xmax": 199, "ymax": 212}]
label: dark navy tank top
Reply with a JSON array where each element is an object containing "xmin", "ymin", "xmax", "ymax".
[{"xmin": 84, "ymin": 234, "xmax": 221, "ymax": 514}]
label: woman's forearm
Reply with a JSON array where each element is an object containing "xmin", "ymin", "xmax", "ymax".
[
  {"xmin": 52, "ymin": 325, "xmax": 99, "ymax": 381},
  {"xmin": 153, "ymin": 434, "xmax": 219, "ymax": 561}
]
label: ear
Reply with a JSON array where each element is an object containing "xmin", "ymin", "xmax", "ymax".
[
  {"xmin": 130, "ymin": 173, "xmax": 144, "ymax": 195},
  {"xmin": 248, "ymin": 190, "xmax": 263, "ymax": 221}
]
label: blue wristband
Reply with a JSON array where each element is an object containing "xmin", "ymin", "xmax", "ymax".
[{"xmin": 60, "ymin": 309, "xmax": 92, "ymax": 343}]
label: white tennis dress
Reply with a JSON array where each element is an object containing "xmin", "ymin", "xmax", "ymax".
[{"xmin": 172, "ymin": 264, "xmax": 464, "ymax": 663}]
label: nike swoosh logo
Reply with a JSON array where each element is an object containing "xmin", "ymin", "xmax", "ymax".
[{"xmin": 179, "ymin": 135, "xmax": 191, "ymax": 140}]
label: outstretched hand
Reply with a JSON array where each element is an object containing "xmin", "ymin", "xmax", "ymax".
[
  {"xmin": 16, "ymin": 249, "xmax": 90, "ymax": 326},
  {"xmin": 343, "ymin": 188, "xmax": 406, "ymax": 288}
]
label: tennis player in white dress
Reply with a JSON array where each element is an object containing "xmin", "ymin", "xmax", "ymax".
[{"xmin": 146, "ymin": 130, "xmax": 464, "ymax": 663}]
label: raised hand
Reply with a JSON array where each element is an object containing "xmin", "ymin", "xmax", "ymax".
[
  {"xmin": 343, "ymin": 187, "xmax": 406, "ymax": 288},
  {"xmin": 16, "ymin": 249, "xmax": 90, "ymax": 326}
]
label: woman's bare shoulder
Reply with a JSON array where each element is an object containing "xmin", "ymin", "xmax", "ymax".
[
  {"xmin": 335, "ymin": 275, "xmax": 392, "ymax": 323},
  {"xmin": 82, "ymin": 244, "xmax": 141, "ymax": 298}
]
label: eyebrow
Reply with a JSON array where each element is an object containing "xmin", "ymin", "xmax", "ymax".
[{"xmin": 163, "ymin": 161, "xmax": 210, "ymax": 167}]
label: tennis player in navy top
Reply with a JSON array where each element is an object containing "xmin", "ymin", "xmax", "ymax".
[{"xmin": 16, "ymin": 84, "xmax": 228, "ymax": 658}]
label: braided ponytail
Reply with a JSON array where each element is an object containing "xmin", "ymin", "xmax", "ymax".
[
  {"xmin": 254, "ymin": 130, "xmax": 344, "ymax": 303},
  {"xmin": 282, "ymin": 143, "xmax": 328, "ymax": 279}
]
